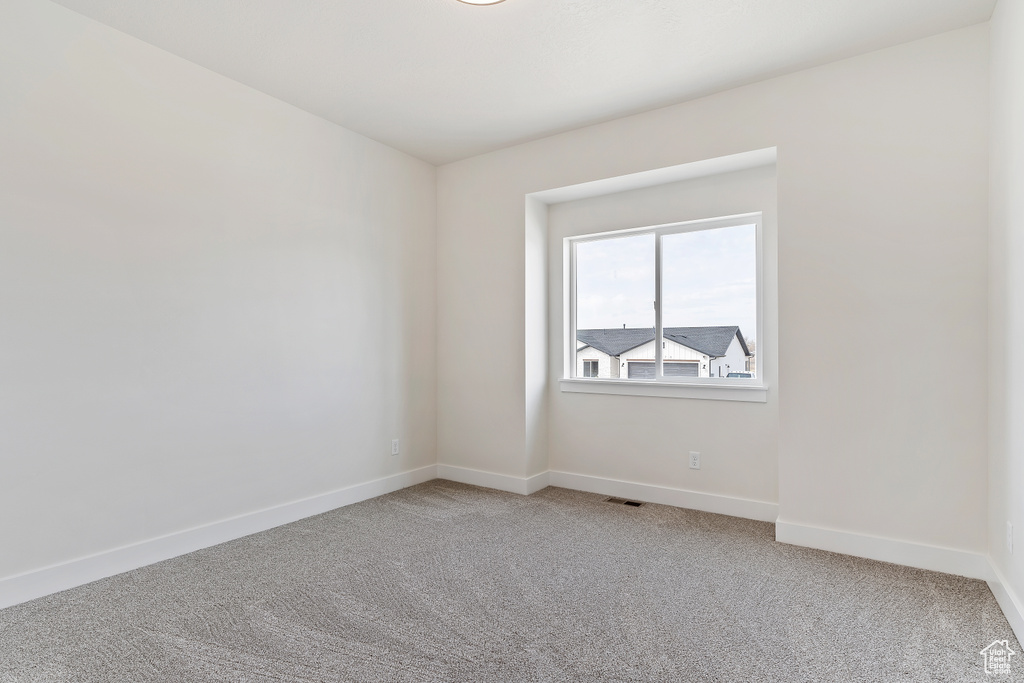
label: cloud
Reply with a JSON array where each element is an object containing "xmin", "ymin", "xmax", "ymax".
[{"xmin": 576, "ymin": 224, "xmax": 756, "ymax": 340}]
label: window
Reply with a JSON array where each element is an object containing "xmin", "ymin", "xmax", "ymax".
[{"xmin": 566, "ymin": 213, "xmax": 761, "ymax": 391}]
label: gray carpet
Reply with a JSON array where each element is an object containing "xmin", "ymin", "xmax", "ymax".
[{"xmin": 0, "ymin": 480, "xmax": 1019, "ymax": 682}]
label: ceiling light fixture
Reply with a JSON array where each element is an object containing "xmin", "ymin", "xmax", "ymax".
[{"xmin": 456, "ymin": 0, "xmax": 506, "ymax": 5}]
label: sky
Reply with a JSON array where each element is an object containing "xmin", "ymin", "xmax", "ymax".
[{"xmin": 575, "ymin": 224, "xmax": 756, "ymax": 343}]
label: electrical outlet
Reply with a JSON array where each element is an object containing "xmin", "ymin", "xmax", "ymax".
[
  {"xmin": 689, "ymin": 451, "xmax": 700, "ymax": 470},
  {"xmin": 391, "ymin": 439, "xmax": 400, "ymax": 456},
  {"xmin": 1008, "ymin": 521, "xmax": 1014, "ymax": 555}
]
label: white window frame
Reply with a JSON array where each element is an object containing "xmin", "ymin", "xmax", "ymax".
[{"xmin": 560, "ymin": 212, "xmax": 767, "ymax": 403}]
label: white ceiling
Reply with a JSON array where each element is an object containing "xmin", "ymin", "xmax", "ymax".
[{"xmin": 51, "ymin": 0, "xmax": 996, "ymax": 165}]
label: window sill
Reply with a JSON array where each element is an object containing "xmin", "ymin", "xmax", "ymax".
[{"xmin": 559, "ymin": 378, "xmax": 768, "ymax": 403}]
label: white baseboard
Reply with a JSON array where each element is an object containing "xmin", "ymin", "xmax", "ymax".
[
  {"xmin": 0, "ymin": 465, "xmax": 438, "ymax": 610},
  {"xmin": 436, "ymin": 464, "xmax": 549, "ymax": 496},
  {"xmin": 11, "ymin": 461, "xmax": 1014, "ymax": 640},
  {"xmin": 988, "ymin": 561, "xmax": 1024, "ymax": 646},
  {"xmin": 775, "ymin": 519, "xmax": 992, "ymax": 581},
  {"xmin": 548, "ymin": 470, "xmax": 779, "ymax": 522},
  {"xmin": 437, "ymin": 466, "xmax": 777, "ymax": 524},
  {"xmin": 525, "ymin": 470, "xmax": 550, "ymax": 494}
]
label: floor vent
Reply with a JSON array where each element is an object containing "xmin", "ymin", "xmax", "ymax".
[{"xmin": 605, "ymin": 497, "xmax": 644, "ymax": 507}]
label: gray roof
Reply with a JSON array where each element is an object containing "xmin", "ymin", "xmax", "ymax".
[{"xmin": 577, "ymin": 326, "xmax": 750, "ymax": 358}]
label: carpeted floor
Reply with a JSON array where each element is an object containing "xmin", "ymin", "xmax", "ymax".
[{"xmin": 0, "ymin": 480, "xmax": 1019, "ymax": 682}]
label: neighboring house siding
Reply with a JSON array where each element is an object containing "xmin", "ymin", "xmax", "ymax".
[
  {"xmin": 709, "ymin": 335, "xmax": 750, "ymax": 377},
  {"xmin": 619, "ymin": 339, "xmax": 709, "ymax": 377},
  {"xmin": 576, "ymin": 347, "xmax": 617, "ymax": 378},
  {"xmin": 574, "ymin": 328, "xmax": 752, "ymax": 379}
]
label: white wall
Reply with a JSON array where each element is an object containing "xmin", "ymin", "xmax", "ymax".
[
  {"xmin": 548, "ymin": 166, "xmax": 778, "ymax": 506},
  {"xmin": 438, "ymin": 25, "xmax": 988, "ymax": 553},
  {"xmin": 0, "ymin": 0, "xmax": 436, "ymax": 581},
  {"xmin": 989, "ymin": 0, "xmax": 1024, "ymax": 637},
  {"xmin": 0, "ymin": 0, "xmax": 995, "ymax": 608}
]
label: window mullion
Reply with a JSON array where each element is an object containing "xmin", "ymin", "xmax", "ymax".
[
  {"xmin": 570, "ymin": 240, "xmax": 578, "ymax": 379},
  {"xmin": 655, "ymin": 231, "xmax": 663, "ymax": 382}
]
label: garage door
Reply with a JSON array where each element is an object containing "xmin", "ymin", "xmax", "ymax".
[
  {"xmin": 627, "ymin": 361, "xmax": 655, "ymax": 379},
  {"xmin": 628, "ymin": 361, "xmax": 699, "ymax": 378},
  {"xmin": 665, "ymin": 361, "xmax": 699, "ymax": 377}
]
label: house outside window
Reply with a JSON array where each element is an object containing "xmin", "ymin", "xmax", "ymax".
[{"xmin": 567, "ymin": 213, "xmax": 761, "ymax": 386}]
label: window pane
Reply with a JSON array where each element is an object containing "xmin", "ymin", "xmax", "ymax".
[
  {"xmin": 576, "ymin": 233, "xmax": 654, "ymax": 379},
  {"xmin": 661, "ymin": 225, "xmax": 756, "ymax": 379}
]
